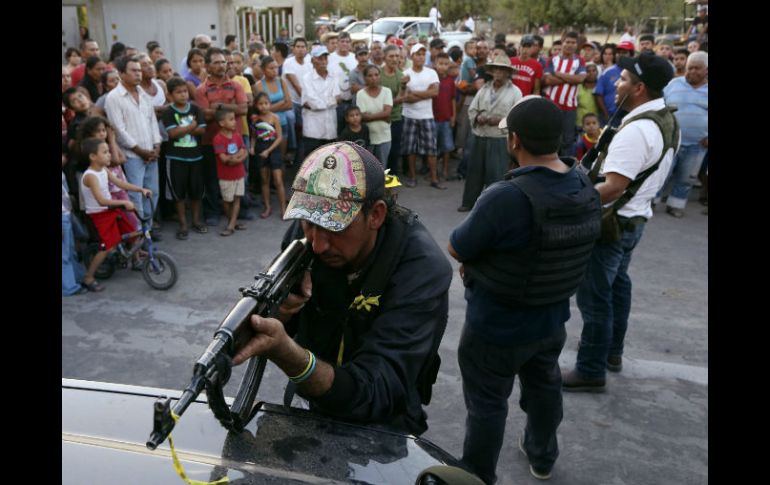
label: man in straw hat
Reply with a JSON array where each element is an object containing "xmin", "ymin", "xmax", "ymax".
[
  {"xmin": 458, "ymin": 54, "xmax": 522, "ymax": 211},
  {"xmin": 232, "ymin": 141, "xmax": 452, "ymax": 436}
]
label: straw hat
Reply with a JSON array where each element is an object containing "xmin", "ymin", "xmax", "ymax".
[{"xmin": 486, "ymin": 54, "xmax": 517, "ymax": 72}]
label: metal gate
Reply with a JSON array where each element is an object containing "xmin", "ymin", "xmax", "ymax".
[{"xmin": 235, "ymin": 6, "xmax": 295, "ymax": 51}]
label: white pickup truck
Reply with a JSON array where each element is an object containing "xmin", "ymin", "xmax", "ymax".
[{"xmin": 351, "ymin": 16, "xmax": 473, "ymax": 51}]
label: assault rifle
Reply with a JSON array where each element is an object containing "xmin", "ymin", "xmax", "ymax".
[{"xmin": 147, "ymin": 237, "xmax": 313, "ymax": 450}]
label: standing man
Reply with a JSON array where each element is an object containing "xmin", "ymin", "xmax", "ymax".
[
  {"xmin": 672, "ymin": 48, "xmax": 689, "ymax": 78},
  {"xmin": 71, "ymin": 39, "xmax": 101, "ymax": 86},
  {"xmin": 225, "ymin": 34, "xmax": 238, "ymax": 51},
  {"xmin": 283, "ymin": 38, "xmax": 313, "ymax": 164},
  {"xmin": 543, "ymin": 31, "xmax": 587, "ymax": 157},
  {"xmin": 661, "ymin": 51, "xmax": 707, "ymax": 218},
  {"xmin": 369, "ymin": 41, "xmax": 385, "ymax": 68},
  {"xmin": 104, "ymin": 55, "xmax": 162, "ymax": 225},
  {"xmin": 194, "ymin": 48, "xmax": 248, "ymax": 226},
  {"xmin": 458, "ymin": 56, "xmax": 521, "ymax": 211},
  {"xmin": 462, "ymin": 13, "xmax": 475, "ymax": 33},
  {"xmin": 450, "ymin": 96, "xmax": 601, "ymax": 482},
  {"xmin": 429, "ymin": 2, "xmax": 442, "ymax": 31},
  {"xmin": 562, "ymin": 52, "xmax": 680, "ymax": 391},
  {"xmin": 381, "ymin": 45, "xmax": 407, "ymax": 176},
  {"xmin": 328, "ymin": 32, "xmax": 358, "ymax": 135},
  {"xmin": 510, "ymin": 35, "xmax": 544, "ymax": 96},
  {"xmin": 401, "ymin": 43, "xmax": 442, "ymax": 189},
  {"xmin": 638, "ymin": 34, "xmax": 655, "ymax": 54},
  {"xmin": 300, "ymin": 46, "xmax": 341, "ymax": 155}
]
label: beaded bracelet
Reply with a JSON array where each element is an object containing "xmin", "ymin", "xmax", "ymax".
[{"xmin": 289, "ymin": 350, "xmax": 317, "ymax": 384}]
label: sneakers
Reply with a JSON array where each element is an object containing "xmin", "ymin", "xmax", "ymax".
[
  {"xmin": 402, "ymin": 178, "xmax": 417, "ymax": 188},
  {"xmin": 518, "ymin": 435, "xmax": 553, "ymax": 480},
  {"xmin": 457, "ymin": 205, "xmax": 471, "ymax": 212},
  {"xmin": 606, "ymin": 355, "xmax": 623, "ymax": 373},
  {"xmin": 430, "ymin": 181, "xmax": 447, "ymax": 190},
  {"xmin": 666, "ymin": 206, "xmax": 685, "ymax": 218},
  {"xmin": 561, "ymin": 368, "xmax": 606, "ymax": 393}
]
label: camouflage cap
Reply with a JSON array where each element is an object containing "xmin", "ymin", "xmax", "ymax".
[{"xmin": 283, "ymin": 142, "xmax": 385, "ymax": 232}]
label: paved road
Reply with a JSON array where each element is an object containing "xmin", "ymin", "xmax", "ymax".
[{"xmin": 62, "ymin": 163, "xmax": 708, "ymax": 485}]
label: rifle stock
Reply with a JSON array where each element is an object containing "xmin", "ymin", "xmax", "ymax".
[{"xmin": 147, "ymin": 237, "xmax": 313, "ymax": 450}]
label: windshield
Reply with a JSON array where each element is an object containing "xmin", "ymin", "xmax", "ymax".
[{"xmin": 365, "ymin": 20, "xmax": 402, "ymax": 35}]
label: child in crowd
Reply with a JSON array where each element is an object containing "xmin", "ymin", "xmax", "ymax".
[
  {"xmin": 77, "ymin": 116, "xmax": 141, "ymax": 231},
  {"xmin": 80, "ymin": 138, "xmax": 152, "ymax": 292},
  {"xmin": 575, "ymin": 113, "xmax": 601, "ymax": 161},
  {"xmin": 155, "ymin": 58, "xmax": 176, "ymax": 82},
  {"xmin": 62, "ymin": 146, "xmax": 87, "ymax": 296},
  {"xmin": 339, "ymin": 105, "xmax": 371, "ymax": 151},
  {"xmin": 249, "ymin": 92, "xmax": 285, "ymax": 218},
  {"xmin": 162, "ymin": 77, "xmax": 208, "ymax": 239},
  {"xmin": 433, "ymin": 53, "xmax": 456, "ymax": 181},
  {"xmin": 184, "ymin": 48, "xmax": 207, "ymax": 94},
  {"xmin": 212, "ymin": 107, "xmax": 248, "ymax": 236}
]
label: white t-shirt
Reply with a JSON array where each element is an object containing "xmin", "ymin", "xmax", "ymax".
[
  {"xmin": 619, "ymin": 32, "xmax": 636, "ymax": 45},
  {"xmin": 328, "ymin": 52, "xmax": 359, "ymax": 101},
  {"xmin": 283, "ymin": 55, "xmax": 313, "ymax": 102},
  {"xmin": 356, "ymin": 87, "xmax": 394, "ymax": 145},
  {"xmin": 464, "ymin": 17, "xmax": 475, "ymax": 32},
  {"xmin": 402, "ymin": 67, "xmax": 440, "ymax": 120},
  {"xmin": 80, "ymin": 168, "xmax": 111, "ymax": 214},
  {"xmin": 601, "ymin": 98, "xmax": 680, "ymax": 219}
]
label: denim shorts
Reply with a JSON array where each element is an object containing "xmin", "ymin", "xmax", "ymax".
[{"xmin": 435, "ymin": 120, "xmax": 455, "ymax": 154}]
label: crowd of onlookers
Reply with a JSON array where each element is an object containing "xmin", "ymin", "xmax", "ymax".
[{"xmin": 62, "ymin": 6, "xmax": 707, "ymax": 296}]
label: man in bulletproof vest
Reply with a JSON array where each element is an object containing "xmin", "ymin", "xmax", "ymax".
[
  {"xmin": 562, "ymin": 52, "xmax": 680, "ymax": 392},
  {"xmin": 448, "ymin": 95, "xmax": 602, "ymax": 482},
  {"xmin": 232, "ymin": 141, "xmax": 453, "ymax": 435}
]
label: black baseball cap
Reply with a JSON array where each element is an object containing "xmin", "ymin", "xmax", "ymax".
[
  {"xmin": 520, "ymin": 35, "xmax": 534, "ymax": 47},
  {"xmin": 499, "ymin": 95, "xmax": 563, "ymax": 155},
  {"xmin": 618, "ymin": 51, "xmax": 674, "ymax": 91}
]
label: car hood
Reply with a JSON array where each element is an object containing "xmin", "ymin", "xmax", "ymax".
[{"xmin": 62, "ymin": 379, "xmax": 460, "ymax": 484}]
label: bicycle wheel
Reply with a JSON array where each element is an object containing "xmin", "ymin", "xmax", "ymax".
[
  {"xmin": 83, "ymin": 242, "xmax": 116, "ymax": 280},
  {"xmin": 141, "ymin": 250, "xmax": 178, "ymax": 290}
]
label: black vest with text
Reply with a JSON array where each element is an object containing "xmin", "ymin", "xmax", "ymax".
[{"xmin": 463, "ymin": 163, "xmax": 602, "ymax": 306}]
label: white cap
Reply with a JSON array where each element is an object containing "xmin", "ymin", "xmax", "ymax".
[{"xmin": 410, "ymin": 43, "xmax": 427, "ymax": 56}]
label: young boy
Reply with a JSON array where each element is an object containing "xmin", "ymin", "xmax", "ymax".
[
  {"xmin": 80, "ymin": 138, "xmax": 152, "ymax": 292},
  {"xmin": 432, "ymin": 52, "xmax": 456, "ymax": 181},
  {"xmin": 162, "ymin": 77, "xmax": 208, "ymax": 240},
  {"xmin": 212, "ymin": 107, "xmax": 248, "ymax": 236},
  {"xmin": 575, "ymin": 113, "xmax": 601, "ymax": 161},
  {"xmin": 339, "ymin": 105, "xmax": 371, "ymax": 152}
]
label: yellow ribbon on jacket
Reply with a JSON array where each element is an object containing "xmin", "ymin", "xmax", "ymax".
[{"xmin": 349, "ymin": 294, "xmax": 381, "ymax": 312}]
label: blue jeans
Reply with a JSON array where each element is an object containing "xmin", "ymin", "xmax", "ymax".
[
  {"xmin": 665, "ymin": 144, "xmax": 707, "ymax": 210},
  {"xmin": 559, "ymin": 110, "xmax": 577, "ymax": 157},
  {"xmin": 575, "ymin": 221, "xmax": 646, "ymax": 379},
  {"xmin": 62, "ymin": 213, "xmax": 86, "ymax": 296},
  {"xmin": 459, "ymin": 324, "xmax": 566, "ymax": 484},
  {"xmin": 284, "ymin": 105, "xmax": 297, "ymax": 151},
  {"xmin": 123, "ymin": 156, "xmax": 159, "ymax": 220},
  {"xmin": 371, "ymin": 142, "xmax": 391, "ymax": 168},
  {"xmin": 292, "ymin": 102, "xmax": 304, "ymax": 163}
]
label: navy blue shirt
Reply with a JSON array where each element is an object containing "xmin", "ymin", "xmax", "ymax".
[{"xmin": 450, "ymin": 164, "xmax": 582, "ymax": 345}]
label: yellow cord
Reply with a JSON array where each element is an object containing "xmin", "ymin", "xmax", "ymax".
[{"xmin": 168, "ymin": 411, "xmax": 230, "ymax": 484}]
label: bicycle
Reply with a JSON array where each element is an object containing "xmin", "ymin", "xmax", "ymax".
[{"xmin": 83, "ymin": 197, "xmax": 178, "ymax": 290}]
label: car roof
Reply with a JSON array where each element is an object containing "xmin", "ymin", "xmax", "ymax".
[
  {"xmin": 374, "ymin": 17, "xmax": 434, "ymax": 22},
  {"xmin": 63, "ymin": 379, "xmax": 461, "ymax": 483}
]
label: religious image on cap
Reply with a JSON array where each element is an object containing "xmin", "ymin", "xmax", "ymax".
[{"xmin": 284, "ymin": 143, "xmax": 368, "ymax": 232}]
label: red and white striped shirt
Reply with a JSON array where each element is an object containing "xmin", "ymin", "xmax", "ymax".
[{"xmin": 544, "ymin": 55, "xmax": 586, "ymax": 111}]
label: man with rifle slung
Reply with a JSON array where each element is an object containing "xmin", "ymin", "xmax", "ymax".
[
  {"xmin": 234, "ymin": 141, "xmax": 453, "ymax": 434},
  {"xmin": 562, "ymin": 52, "xmax": 680, "ymax": 392}
]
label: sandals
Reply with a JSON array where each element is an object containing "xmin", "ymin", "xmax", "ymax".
[
  {"xmin": 176, "ymin": 229, "xmax": 189, "ymax": 240},
  {"xmin": 220, "ymin": 228, "xmax": 235, "ymax": 237},
  {"xmin": 83, "ymin": 279, "xmax": 105, "ymax": 292},
  {"xmin": 192, "ymin": 222, "xmax": 208, "ymax": 234},
  {"xmin": 260, "ymin": 208, "xmax": 272, "ymax": 219},
  {"xmin": 234, "ymin": 223, "xmax": 247, "ymax": 231}
]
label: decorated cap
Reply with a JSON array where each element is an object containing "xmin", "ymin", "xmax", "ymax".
[{"xmin": 283, "ymin": 142, "xmax": 385, "ymax": 232}]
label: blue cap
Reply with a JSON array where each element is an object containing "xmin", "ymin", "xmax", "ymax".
[{"xmin": 311, "ymin": 45, "xmax": 329, "ymax": 58}]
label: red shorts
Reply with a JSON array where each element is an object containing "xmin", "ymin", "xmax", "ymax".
[{"xmin": 88, "ymin": 208, "xmax": 137, "ymax": 250}]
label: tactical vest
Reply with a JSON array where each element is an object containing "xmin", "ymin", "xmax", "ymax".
[
  {"xmin": 463, "ymin": 163, "xmax": 602, "ymax": 306},
  {"xmin": 590, "ymin": 105, "xmax": 680, "ymax": 184}
]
